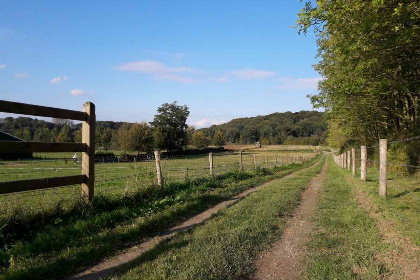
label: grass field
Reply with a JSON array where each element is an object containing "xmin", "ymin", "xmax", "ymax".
[
  {"xmin": 0, "ymin": 149, "xmax": 317, "ymax": 217},
  {"xmin": 0, "ymin": 146, "xmax": 320, "ymax": 280}
]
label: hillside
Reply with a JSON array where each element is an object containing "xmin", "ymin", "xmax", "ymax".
[{"xmin": 199, "ymin": 110, "xmax": 326, "ymax": 145}]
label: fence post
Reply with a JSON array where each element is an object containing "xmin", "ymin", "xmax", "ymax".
[
  {"xmin": 81, "ymin": 102, "xmax": 95, "ymax": 202},
  {"xmin": 347, "ymin": 151, "xmax": 350, "ymax": 170},
  {"xmin": 209, "ymin": 152, "xmax": 214, "ymax": 176},
  {"xmin": 275, "ymin": 155, "xmax": 277, "ymax": 165},
  {"xmin": 253, "ymin": 154, "xmax": 257, "ymax": 170},
  {"xmin": 351, "ymin": 148, "xmax": 356, "ymax": 176},
  {"xmin": 154, "ymin": 151, "xmax": 163, "ymax": 187},
  {"xmin": 379, "ymin": 139, "xmax": 387, "ymax": 197},
  {"xmin": 239, "ymin": 150, "xmax": 243, "ymax": 172},
  {"xmin": 361, "ymin": 145, "xmax": 367, "ymax": 182}
]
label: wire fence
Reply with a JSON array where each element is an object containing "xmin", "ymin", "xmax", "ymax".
[{"xmin": 0, "ymin": 151, "xmax": 318, "ymax": 217}]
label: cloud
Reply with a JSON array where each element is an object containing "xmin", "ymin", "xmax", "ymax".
[
  {"xmin": 276, "ymin": 77, "xmax": 322, "ymax": 90},
  {"xmin": 230, "ymin": 68, "xmax": 276, "ymax": 79},
  {"xmin": 116, "ymin": 60, "xmax": 198, "ymax": 83},
  {"xmin": 50, "ymin": 75, "xmax": 68, "ymax": 84},
  {"xmin": 192, "ymin": 118, "xmax": 226, "ymax": 128},
  {"xmin": 14, "ymin": 72, "xmax": 29, "ymax": 78},
  {"xmin": 70, "ymin": 89, "xmax": 85, "ymax": 96},
  {"xmin": 0, "ymin": 64, "xmax": 6, "ymax": 68}
]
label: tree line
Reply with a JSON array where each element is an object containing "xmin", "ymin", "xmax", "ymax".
[
  {"xmin": 297, "ymin": 0, "xmax": 420, "ymax": 149},
  {"xmin": 198, "ymin": 111, "xmax": 327, "ymax": 146},
  {"xmin": 0, "ymin": 102, "xmax": 230, "ymax": 154},
  {"xmin": 1, "ymin": 104, "xmax": 326, "ymax": 153}
]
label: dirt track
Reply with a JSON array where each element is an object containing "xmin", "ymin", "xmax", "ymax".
[
  {"xmin": 68, "ymin": 159, "xmax": 322, "ymax": 280},
  {"xmin": 249, "ymin": 160, "xmax": 327, "ymax": 280}
]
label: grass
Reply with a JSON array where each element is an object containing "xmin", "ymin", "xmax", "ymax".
[
  {"xmin": 304, "ymin": 155, "xmax": 398, "ymax": 279},
  {"xmin": 101, "ymin": 156, "xmax": 326, "ymax": 279},
  {"xmin": 0, "ymin": 150, "xmax": 317, "ymax": 217},
  {"xmin": 342, "ymin": 165, "xmax": 420, "ymax": 247},
  {"xmin": 0, "ymin": 155, "xmax": 320, "ymax": 280}
]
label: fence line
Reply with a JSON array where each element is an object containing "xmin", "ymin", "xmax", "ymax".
[{"xmin": 333, "ymin": 135, "xmax": 420, "ymax": 197}]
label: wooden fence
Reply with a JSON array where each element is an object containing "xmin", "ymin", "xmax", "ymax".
[{"xmin": 0, "ymin": 100, "xmax": 96, "ymax": 202}]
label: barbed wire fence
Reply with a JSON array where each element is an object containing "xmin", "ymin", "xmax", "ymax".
[{"xmin": 0, "ymin": 151, "xmax": 318, "ymax": 217}]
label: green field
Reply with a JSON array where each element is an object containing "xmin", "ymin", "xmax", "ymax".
[{"xmin": 0, "ymin": 148, "xmax": 320, "ymax": 280}]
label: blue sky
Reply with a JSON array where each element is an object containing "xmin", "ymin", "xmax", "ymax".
[{"xmin": 0, "ymin": 0, "xmax": 319, "ymax": 127}]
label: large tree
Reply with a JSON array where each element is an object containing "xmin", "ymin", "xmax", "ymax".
[
  {"xmin": 150, "ymin": 102, "xmax": 190, "ymax": 151},
  {"xmin": 297, "ymin": 0, "xmax": 420, "ymax": 148}
]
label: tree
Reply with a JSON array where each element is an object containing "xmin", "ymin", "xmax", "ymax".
[
  {"xmin": 34, "ymin": 128, "xmax": 53, "ymax": 142},
  {"xmin": 14, "ymin": 128, "xmax": 31, "ymax": 141},
  {"xmin": 74, "ymin": 128, "xmax": 82, "ymax": 143},
  {"xmin": 297, "ymin": 0, "xmax": 420, "ymax": 148},
  {"xmin": 212, "ymin": 130, "xmax": 226, "ymax": 147},
  {"xmin": 150, "ymin": 102, "xmax": 190, "ymax": 151},
  {"xmin": 192, "ymin": 131, "xmax": 211, "ymax": 149},
  {"xmin": 185, "ymin": 126, "xmax": 196, "ymax": 146},
  {"xmin": 131, "ymin": 122, "xmax": 154, "ymax": 154},
  {"xmin": 56, "ymin": 125, "xmax": 73, "ymax": 142},
  {"xmin": 116, "ymin": 123, "xmax": 132, "ymax": 151}
]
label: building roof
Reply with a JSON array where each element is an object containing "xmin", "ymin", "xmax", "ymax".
[{"xmin": 0, "ymin": 130, "xmax": 24, "ymax": 141}]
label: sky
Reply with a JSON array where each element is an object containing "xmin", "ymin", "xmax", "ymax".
[{"xmin": 0, "ymin": 0, "xmax": 320, "ymax": 128}]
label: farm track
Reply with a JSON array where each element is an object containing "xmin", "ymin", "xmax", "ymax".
[
  {"xmin": 68, "ymin": 157, "xmax": 323, "ymax": 280},
  {"xmin": 349, "ymin": 177, "xmax": 420, "ymax": 280},
  {"xmin": 246, "ymin": 157, "xmax": 327, "ymax": 280}
]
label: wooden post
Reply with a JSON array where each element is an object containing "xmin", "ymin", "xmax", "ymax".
[
  {"xmin": 253, "ymin": 154, "xmax": 257, "ymax": 170},
  {"xmin": 379, "ymin": 139, "xmax": 387, "ymax": 197},
  {"xmin": 347, "ymin": 151, "xmax": 351, "ymax": 170},
  {"xmin": 239, "ymin": 150, "xmax": 243, "ymax": 172},
  {"xmin": 361, "ymin": 145, "xmax": 367, "ymax": 182},
  {"xmin": 81, "ymin": 102, "xmax": 95, "ymax": 202},
  {"xmin": 274, "ymin": 155, "xmax": 277, "ymax": 165},
  {"xmin": 154, "ymin": 151, "xmax": 163, "ymax": 187},
  {"xmin": 351, "ymin": 148, "xmax": 356, "ymax": 176},
  {"xmin": 343, "ymin": 152, "xmax": 346, "ymax": 169},
  {"xmin": 209, "ymin": 152, "xmax": 214, "ymax": 176}
]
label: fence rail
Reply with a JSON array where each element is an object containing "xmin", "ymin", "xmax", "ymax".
[{"xmin": 0, "ymin": 100, "xmax": 95, "ymax": 201}]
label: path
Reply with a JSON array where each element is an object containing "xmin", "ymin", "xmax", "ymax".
[
  {"xmin": 68, "ymin": 158, "xmax": 322, "ymax": 280},
  {"xmin": 249, "ymin": 159, "xmax": 327, "ymax": 280}
]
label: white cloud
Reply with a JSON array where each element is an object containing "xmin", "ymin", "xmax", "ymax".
[
  {"xmin": 14, "ymin": 72, "xmax": 29, "ymax": 78},
  {"xmin": 0, "ymin": 64, "xmax": 6, "ymax": 68},
  {"xmin": 276, "ymin": 77, "xmax": 322, "ymax": 90},
  {"xmin": 116, "ymin": 60, "xmax": 198, "ymax": 83},
  {"xmin": 50, "ymin": 75, "xmax": 68, "ymax": 84},
  {"xmin": 192, "ymin": 118, "xmax": 226, "ymax": 128},
  {"xmin": 70, "ymin": 89, "xmax": 85, "ymax": 96},
  {"xmin": 230, "ymin": 68, "xmax": 276, "ymax": 79}
]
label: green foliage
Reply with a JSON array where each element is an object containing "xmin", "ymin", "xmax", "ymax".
[
  {"xmin": 297, "ymin": 0, "xmax": 420, "ymax": 148},
  {"xmin": 56, "ymin": 125, "xmax": 72, "ymax": 143},
  {"xmin": 192, "ymin": 131, "xmax": 211, "ymax": 149},
  {"xmin": 150, "ymin": 101, "xmax": 190, "ymax": 151},
  {"xmin": 200, "ymin": 111, "xmax": 326, "ymax": 145},
  {"xmin": 212, "ymin": 130, "xmax": 226, "ymax": 147}
]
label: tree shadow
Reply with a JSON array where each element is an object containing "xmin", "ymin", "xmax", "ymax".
[{"xmin": 392, "ymin": 188, "xmax": 420, "ymax": 198}]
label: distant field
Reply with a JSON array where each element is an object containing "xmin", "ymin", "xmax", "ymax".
[
  {"xmin": 224, "ymin": 144, "xmax": 328, "ymax": 151},
  {"xmin": 0, "ymin": 147, "xmax": 318, "ymax": 217}
]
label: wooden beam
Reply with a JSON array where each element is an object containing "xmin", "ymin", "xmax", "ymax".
[
  {"xmin": 0, "ymin": 100, "xmax": 87, "ymax": 121},
  {"xmin": 0, "ymin": 175, "xmax": 86, "ymax": 194},
  {"xmin": 0, "ymin": 141, "xmax": 87, "ymax": 153}
]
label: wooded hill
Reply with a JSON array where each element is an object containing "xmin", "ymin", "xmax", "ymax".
[{"xmin": 198, "ymin": 111, "xmax": 326, "ymax": 145}]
